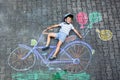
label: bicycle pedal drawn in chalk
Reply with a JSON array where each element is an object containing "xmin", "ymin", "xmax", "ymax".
[{"xmin": 8, "ymin": 29, "xmax": 93, "ymax": 73}]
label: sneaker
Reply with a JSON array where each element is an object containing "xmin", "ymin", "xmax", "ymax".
[
  {"xmin": 42, "ymin": 46, "xmax": 49, "ymax": 51},
  {"xmin": 49, "ymin": 56, "xmax": 56, "ymax": 60}
]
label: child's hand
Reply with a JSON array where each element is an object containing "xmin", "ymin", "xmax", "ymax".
[
  {"xmin": 42, "ymin": 29, "xmax": 48, "ymax": 34},
  {"xmin": 47, "ymin": 27, "xmax": 51, "ymax": 30},
  {"xmin": 80, "ymin": 36, "xmax": 83, "ymax": 39}
]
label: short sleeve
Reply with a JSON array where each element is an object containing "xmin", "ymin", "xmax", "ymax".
[
  {"xmin": 71, "ymin": 24, "xmax": 74, "ymax": 29},
  {"xmin": 58, "ymin": 22, "xmax": 63, "ymax": 26}
]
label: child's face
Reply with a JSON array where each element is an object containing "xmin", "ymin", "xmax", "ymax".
[{"xmin": 65, "ymin": 17, "xmax": 73, "ymax": 23}]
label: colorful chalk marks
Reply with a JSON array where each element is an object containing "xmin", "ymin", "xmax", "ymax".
[
  {"xmin": 88, "ymin": 12, "xmax": 102, "ymax": 28},
  {"xmin": 76, "ymin": 11, "xmax": 113, "ymax": 41},
  {"xmin": 76, "ymin": 12, "xmax": 88, "ymax": 29},
  {"xmin": 96, "ymin": 29, "xmax": 113, "ymax": 41},
  {"xmin": 31, "ymin": 39, "xmax": 37, "ymax": 46},
  {"xmin": 12, "ymin": 70, "xmax": 90, "ymax": 80},
  {"xmin": 76, "ymin": 12, "xmax": 102, "ymax": 29}
]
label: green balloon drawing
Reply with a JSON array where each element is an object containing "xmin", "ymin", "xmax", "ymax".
[{"xmin": 88, "ymin": 12, "xmax": 102, "ymax": 28}]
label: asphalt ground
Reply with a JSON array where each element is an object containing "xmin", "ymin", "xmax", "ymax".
[{"xmin": 0, "ymin": 0, "xmax": 120, "ymax": 80}]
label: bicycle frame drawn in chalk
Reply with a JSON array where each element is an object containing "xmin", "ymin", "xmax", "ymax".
[
  {"xmin": 8, "ymin": 31, "xmax": 93, "ymax": 73},
  {"xmin": 8, "ymin": 12, "xmax": 103, "ymax": 73}
]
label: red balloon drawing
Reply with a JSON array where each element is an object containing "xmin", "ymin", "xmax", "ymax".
[{"xmin": 76, "ymin": 12, "xmax": 88, "ymax": 29}]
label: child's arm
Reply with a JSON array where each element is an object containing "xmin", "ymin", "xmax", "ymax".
[
  {"xmin": 47, "ymin": 24, "xmax": 59, "ymax": 30},
  {"xmin": 42, "ymin": 24, "xmax": 60, "ymax": 34},
  {"xmin": 73, "ymin": 29, "xmax": 83, "ymax": 39}
]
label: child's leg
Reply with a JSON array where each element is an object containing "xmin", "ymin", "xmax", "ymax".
[
  {"xmin": 42, "ymin": 33, "xmax": 56, "ymax": 51},
  {"xmin": 52, "ymin": 40, "xmax": 63, "ymax": 57},
  {"xmin": 45, "ymin": 33, "xmax": 56, "ymax": 46}
]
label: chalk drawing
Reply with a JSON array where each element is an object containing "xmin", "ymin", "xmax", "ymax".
[
  {"xmin": 88, "ymin": 12, "xmax": 102, "ymax": 28},
  {"xmin": 11, "ymin": 70, "xmax": 90, "ymax": 80},
  {"xmin": 76, "ymin": 12, "xmax": 88, "ymax": 29},
  {"xmin": 96, "ymin": 28, "xmax": 113, "ymax": 41},
  {"xmin": 8, "ymin": 31, "xmax": 93, "ymax": 73}
]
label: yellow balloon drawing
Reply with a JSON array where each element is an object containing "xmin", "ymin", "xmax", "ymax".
[{"xmin": 96, "ymin": 29, "xmax": 113, "ymax": 41}]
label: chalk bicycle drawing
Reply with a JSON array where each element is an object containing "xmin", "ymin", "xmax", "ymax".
[
  {"xmin": 8, "ymin": 12, "xmax": 102, "ymax": 73},
  {"xmin": 8, "ymin": 29, "xmax": 93, "ymax": 73}
]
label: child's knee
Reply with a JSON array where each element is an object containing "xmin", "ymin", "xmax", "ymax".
[
  {"xmin": 48, "ymin": 33, "xmax": 55, "ymax": 37},
  {"xmin": 56, "ymin": 44, "xmax": 61, "ymax": 48},
  {"xmin": 48, "ymin": 33, "xmax": 52, "ymax": 38},
  {"xmin": 57, "ymin": 41, "xmax": 62, "ymax": 47}
]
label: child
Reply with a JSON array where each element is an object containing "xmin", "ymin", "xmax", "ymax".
[{"xmin": 42, "ymin": 13, "xmax": 83, "ymax": 60}]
